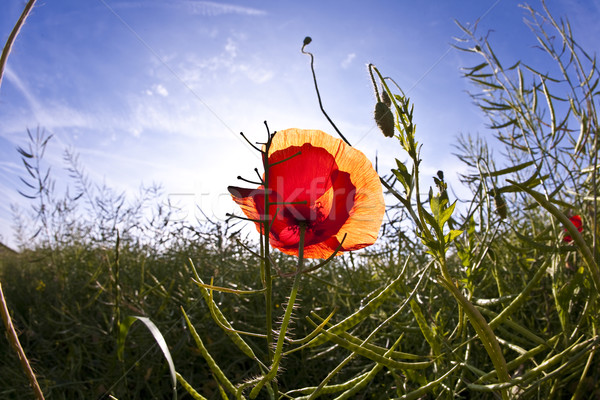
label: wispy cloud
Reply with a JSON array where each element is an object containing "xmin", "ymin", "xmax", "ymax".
[
  {"xmin": 4, "ymin": 66, "xmax": 42, "ymax": 112},
  {"xmin": 2, "ymin": 66, "xmax": 92, "ymax": 145},
  {"xmin": 112, "ymin": 1, "xmax": 266, "ymax": 17},
  {"xmin": 341, "ymin": 53, "xmax": 356, "ymax": 69},
  {"xmin": 182, "ymin": 1, "xmax": 266, "ymax": 16},
  {"xmin": 175, "ymin": 37, "xmax": 274, "ymax": 87}
]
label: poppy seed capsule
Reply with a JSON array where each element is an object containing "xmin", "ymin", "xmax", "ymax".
[{"xmin": 374, "ymin": 101, "xmax": 394, "ymax": 138}]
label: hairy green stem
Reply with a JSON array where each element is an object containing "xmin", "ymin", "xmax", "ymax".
[
  {"xmin": 262, "ymin": 129, "xmax": 275, "ymax": 368},
  {"xmin": 250, "ymin": 224, "xmax": 307, "ymax": 398}
]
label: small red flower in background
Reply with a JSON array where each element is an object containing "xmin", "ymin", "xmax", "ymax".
[
  {"xmin": 228, "ymin": 128, "xmax": 385, "ymax": 259},
  {"xmin": 563, "ymin": 214, "xmax": 583, "ymax": 243}
]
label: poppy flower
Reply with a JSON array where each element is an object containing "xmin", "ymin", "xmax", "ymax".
[
  {"xmin": 563, "ymin": 214, "xmax": 583, "ymax": 243},
  {"xmin": 228, "ymin": 128, "xmax": 385, "ymax": 259}
]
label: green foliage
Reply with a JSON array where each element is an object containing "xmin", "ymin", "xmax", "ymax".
[{"xmin": 1, "ymin": 1, "xmax": 599, "ymax": 399}]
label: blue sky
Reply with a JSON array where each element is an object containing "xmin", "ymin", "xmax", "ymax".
[{"xmin": 1, "ymin": 0, "xmax": 599, "ymax": 248}]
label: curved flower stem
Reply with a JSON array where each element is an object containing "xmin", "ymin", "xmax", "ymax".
[
  {"xmin": 301, "ymin": 41, "xmax": 351, "ymax": 146},
  {"xmin": 250, "ymin": 224, "xmax": 307, "ymax": 399}
]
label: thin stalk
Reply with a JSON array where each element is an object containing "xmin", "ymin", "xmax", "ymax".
[
  {"xmin": 0, "ymin": 283, "xmax": 45, "ymax": 400},
  {"xmin": 0, "ymin": 0, "xmax": 37, "ymax": 90}
]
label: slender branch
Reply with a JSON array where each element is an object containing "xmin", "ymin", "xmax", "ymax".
[
  {"xmin": 237, "ymin": 175, "xmax": 262, "ymax": 185},
  {"xmin": 0, "ymin": 283, "xmax": 45, "ymax": 400},
  {"xmin": 0, "ymin": 0, "xmax": 37, "ymax": 91},
  {"xmin": 239, "ymin": 132, "xmax": 263, "ymax": 153}
]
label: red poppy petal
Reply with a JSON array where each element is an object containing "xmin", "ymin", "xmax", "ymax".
[
  {"xmin": 570, "ymin": 215, "xmax": 583, "ymax": 231},
  {"xmin": 268, "ymin": 144, "xmax": 337, "ymax": 221},
  {"xmin": 228, "ymin": 186, "xmax": 265, "ymax": 232},
  {"xmin": 269, "ymin": 171, "xmax": 356, "ymax": 253},
  {"xmin": 563, "ymin": 214, "xmax": 583, "ymax": 243}
]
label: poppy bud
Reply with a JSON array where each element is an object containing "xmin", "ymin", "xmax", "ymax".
[
  {"xmin": 381, "ymin": 88, "xmax": 391, "ymax": 108},
  {"xmin": 374, "ymin": 101, "xmax": 394, "ymax": 138},
  {"xmin": 303, "ymin": 36, "xmax": 312, "ymax": 46}
]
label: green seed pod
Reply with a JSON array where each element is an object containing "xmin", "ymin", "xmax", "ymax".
[
  {"xmin": 374, "ymin": 101, "xmax": 394, "ymax": 138},
  {"xmin": 381, "ymin": 87, "xmax": 391, "ymax": 108}
]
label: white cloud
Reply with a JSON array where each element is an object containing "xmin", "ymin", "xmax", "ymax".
[
  {"xmin": 145, "ymin": 84, "xmax": 169, "ymax": 97},
  {"xmin": 341, "ymin": 53, "xmax": 356, "ymax": 69},
  {"xmin": 224, "ymin": 38, "xmax": 237, "ymax": 58},
  {"xmin": 130, "ymin": 127, "xmax": 142, "ymax": 137},
  {"xmin": 183, "ymin": 1, "xmax": 266, "ymax": 16},
  {"xmin": 154, "ymin": 84, "xmax": 169, "ymax": 97}
]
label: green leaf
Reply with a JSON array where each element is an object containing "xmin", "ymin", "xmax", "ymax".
[
  {"xmin": 438, "ymin": 200, "xmax": 456, "ymax": 229},
  {"xmin": 421, "ymin": 208, "xmax": 441, "ymax": 239},
  {"xmin": 482, "ymin": 160, "xmax": 536, "ymax": 177},
  {"xmin": 392, "ymin": 159, "xmax": 412, "ymax": 193},
  {"xmin": 444, "ymin": 230, "xmax": 463, "ymax": 245},
  {"xmin": 464, "ymin": 62, "xmax": 489, "ymax": 76},
  {"xmin": 490, "ymin": 118, "xmax": 517, "ymax": 130}
]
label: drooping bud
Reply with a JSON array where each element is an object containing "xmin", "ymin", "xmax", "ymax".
[
  {"xmin": 303, "ymin": 36, "xmax": 312, "ymax": 46},
  {"xmin": 381, "ymin": 87, "xmax": 391, "ymax": 108},
  {"xmin": 374, "ymin": 102, "xmax": 394, "ymax": 138}
]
